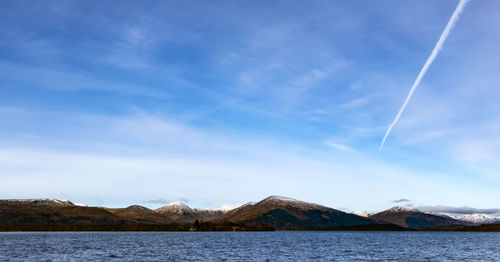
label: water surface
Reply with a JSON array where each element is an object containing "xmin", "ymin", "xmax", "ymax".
[{"xmin": 1, "ymin": 231, "xmax": 499, "ymax": 261}]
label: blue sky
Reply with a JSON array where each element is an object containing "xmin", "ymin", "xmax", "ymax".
[{"xmin": 1, "ymin": 0, "xmax": 499, "ymax": 212}]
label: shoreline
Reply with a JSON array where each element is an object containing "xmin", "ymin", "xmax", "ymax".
[{"xmin": 0, "ymin": 223, "xmax": 498, "ymax": 232}]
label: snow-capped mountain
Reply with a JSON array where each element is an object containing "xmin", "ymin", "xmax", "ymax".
[
  {"xmin": 156, "ymin": 201, "xmax": 196, "ymax": 215},
  {"xmin": 218, "ymin": 195, "xmax": 374, "ymax": 228},
  {"xmin": 373, "ymin": 206, "xmax": 500, "ymax": 225},
  {"xmin": 209, "ymin": 205, "xmax": 236, "ymax": 212},
  {"xmin": 0, "ymin": 198, "xmax": 74, "ymax": 207},
  {"xmin": 453, "ymin": 214, "xmax": 500, "ymax": 225},
  {"xmin": 368, "ymin": 206, "xmax": 462, "ymax": 228},
  {"xmin": 385, "ymin": 206, "xmax": 418, "ymax": 213},
  {"xmin": 351, "ymin": 211, "xmax": 374, "ymax": 217},
  {"xmin": 3, "ymin": 197, "xmax": 498, "ymax": 230},
  {"xmin": 155, "ymin": 201, "xmax": 226, "ymax": 223},
  {"xmin": 253, "ymin": 195, "xmax": 330, "ymax": 210}
]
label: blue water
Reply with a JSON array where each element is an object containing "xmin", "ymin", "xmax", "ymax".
[{"xmin": 0, "ymin": 231, "xmax": 499, "ymax": 261}]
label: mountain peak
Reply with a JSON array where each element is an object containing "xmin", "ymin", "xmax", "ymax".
[
  {"xmin": 154, "ymin": 202, "xmax": 227, "ymax": 223},
  {"xmin": 157, "ymin": 201, "xmax": 194, "ymax": 214},
  {"xmin": 1, "ymin": 198, "xmax": 74, "ymax": 207},
  {"xmin": 167, "ymin": 201, "xmax": 190, "ymax": 208},
  {"xmin": 386, "ymin": 206, "xmax": 418, "ymax": 213},
  {"xmin": 263, "ymin": 195, "xmax": 301, "ymax": 203},
  {"xmin": 125, "ymin": 205, "xmax": 154, "ymax": 212},
  {"xmin": 252, "ymin": 195, "xmax": 332, "ymax": 212},
  {"xmin": 219, "ymin": 195, "xmax": 372, "ymax": 228},
  {"xmin": 209, "ymin": 206, "xmax": 233, "ymax": 212},
  {"xmin": 369, "ymin": 205, "xmax": 462, "ymax": 228}
]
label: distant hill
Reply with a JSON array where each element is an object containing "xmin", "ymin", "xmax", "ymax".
[
  {"xmin": 3, "ymin": 197, "xmax": 497, "ymax": 231},
  {"xmin": 368, "ymin": 206, "xmax": 464, "ymax": 228},
  {"xmin": 0, "ymin": 198, "xmax": 75, "ymax": 207},
  {"xmin": 218, "ymin": 196, "xmax": 374, "ymax": 228},
  {"xmin": 105, "ymin": 205, "xmax": 173, "ymax": 224},
  {"xmin": 0, "ymin": 199, "xmax": 173, "ymax": 225},
  {"xmin": 0, "ymin": 199, "xmax": 125, "ymax": 225},
  {"xmin": 155, "ymin": 202, "xmax": 225, "ymax": 223},
  {"xmin": 452, "ymin": 214, "xmax": 500, "ymax": 225}
]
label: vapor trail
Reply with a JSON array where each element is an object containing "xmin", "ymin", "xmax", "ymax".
[{"xmin": 379, "ymin": 0, "xmax": 470, "ymax": 151}]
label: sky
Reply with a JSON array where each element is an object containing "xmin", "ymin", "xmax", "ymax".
[{"xmin": 1, "ymin": 0, "xmax": 499, "ymax": 213}]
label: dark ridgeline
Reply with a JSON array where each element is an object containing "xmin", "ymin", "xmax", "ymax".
[
  {"xmin": 368, "ymin": 206, "xmax": 465, "ymax": 228},
  {"xmin": 0, "ymin": 199, "xmax": 271, "ymax": 231},
  {"xmin": 0, "ymin": 199, "xmax": 126, "ymax": 225},
  {"xmin": 0, "ymin": 197, "xmax": 498, "ymax": 231}
]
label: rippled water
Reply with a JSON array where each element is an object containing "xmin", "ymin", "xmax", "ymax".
[{"xmin": 1, "ymin": 231, "xmax": 499, "ymax": 261}]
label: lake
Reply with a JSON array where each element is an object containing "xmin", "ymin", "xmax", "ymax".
[{"xmin": 1, "ymin": 231, "xmax": 499, "ymax": 261}]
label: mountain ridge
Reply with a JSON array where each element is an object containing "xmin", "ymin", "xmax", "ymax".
[
  {"xmin": 214, "ymin": 195, "xmax": 375, "ymax": 228},
  {"xmin": 1, "ymin": 197, "xmax": 499, "ymax": 230},
  {"xmin": 368, "ymin": 206, "xmax": 465, "ymax": 228}
]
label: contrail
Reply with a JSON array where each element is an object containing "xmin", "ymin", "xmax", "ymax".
[{"xmin": 379, "ymin": 0, "xmax": 470, "ymax": 151}]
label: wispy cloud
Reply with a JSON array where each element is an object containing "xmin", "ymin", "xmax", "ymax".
[
  {"xmin": 0, "ymin": 61, "xmax": 170, "ymax": 98},
  {"xmin": 0, "ymin": 109, "xmax": 475, "ymax": 209},
  {"xmin": 452, "ymin": 142, "xmax": 497, "ymax": 162},
  {"xmin": 2, "ymin": 0, "xmax": 500, "ymax": 210},
  {"xmin": 144, "ymin": 198, "xmax": 170, "ymax": 204},
  {"xmin": 325, "ymin": 141, "xmax": 355, "ymax": 153},
  {"xmin": 341, "ymin": 96, "xmax": 370, "ymax": 110}
]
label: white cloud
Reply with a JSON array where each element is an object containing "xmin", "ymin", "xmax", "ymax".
[
  {"xmin": 0, "ymin": 61, "xmax": 170, "ymax": 98},
  {"xmin": 2, "ymin": 110, "xmax": 490, "ymax": 209},
  {"xmin": 341, "ymin": 96, "xmax": 370, "ymax": 109},
  {"xmin": 144, "ymin": 198, "xmax": 170, "ymax": 204},
  {"xmin": 325, "ymin": 141, "xmax": 355, "ymax": 153},
  {"xmin": 453, "ymin": 142, "xmax": 497, "ymax": 162}
]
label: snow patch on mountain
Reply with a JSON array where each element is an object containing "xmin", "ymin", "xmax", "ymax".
[
  {"xmin": 1, "ymin": 198, "xmax": 74, "ymax": 207},
  {"xmin": 386, "ymin": 206, "xmax": 418, "ymax": 213},
  {"xmin": 383, "ymin": 206, "xmax": 451, "ymax": 217},
  {"xmin": 156, "ymin": 201, "xmax": 231, "ymax": 215},
  {"xmin": 210, "ymin": 204, "xmax": 238, "ymax": 212},
  {"xmin": 265, "ymin": 196, "xmax": 301, "ymax": 203},
  {"xmin": 453, "ymin": 214, "xmax": 500, "ymax": 224},
  {"xmin": 351, "ymin": 211, "xmax": 373, "ymax": 217},
  {"xmin": 156, "ymin": 201, "xmax": 195, "ymax": 214}
]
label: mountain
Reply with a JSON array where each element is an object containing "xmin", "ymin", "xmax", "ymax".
[
  {"xmin": 218, "ymin": 196, "xmax": 374, "ymax": 228},
  {"xmin": 453, "ymin": 214, "xmax": 500, "ymax": 225},
  {"xmin": 2, "ymin": 197, "xmax": 489, "ymax": 231},
  {"xmin": 105, "ymin": 205, "xmax": 173, "ymax": 224},
  {"xmin": 155, "ymin": 201, "xmax": 197, "ymax": 222},
  {"xmin": 0, "ymin": 198, "xmax": 75, "ymax": 207},
  {"xmin": 368, "ymin": 206, "xmax": 463, "ymax": 228},
  {"xmin": 155, "ymin": 202, "xmax": 225, "ymax": 223},
  {"xmin": 0, "ymin": 199, "xmax": 125, "ymax": 224}
]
